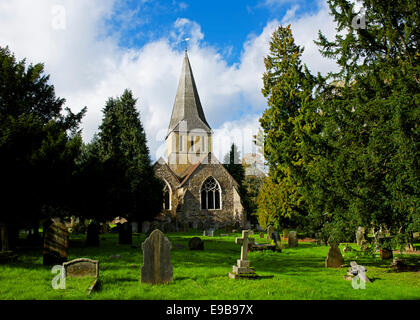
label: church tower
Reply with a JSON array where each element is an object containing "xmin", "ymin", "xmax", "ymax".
[{"xmin": 166, "ymin": 50, "xmax": 213, "ymax": 176}]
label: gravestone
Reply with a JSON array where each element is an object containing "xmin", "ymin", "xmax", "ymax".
[
  {"xmin": 380, "ymin": 248, "xmax": 393, "ymax": 260},
  {"xmin": 86, "ymin": 222, "xmax": 100, "ymax": 247},
  {"xmin": 248, "ymin": 230, "xmax": 254, "ymax": 236},
  {"xmin": 43, "ymin": 221, "xmax": 69, "ymax": 266},
  {"xmin": 229, "ymin": 230, "xmax": 257, "ymax": 279},
  {"xmin": 266, "ymin": 226, "xmax": 275, "ymax": 240},
  {"xmin": 259, "ymin": 232, "xmax": 264, "ymax": 239},
  {"xmin": 63, "ymin": 258, "xmax": 99, "ymax": 278},
  {"xmin": 141, "ymin": 229, "xmax": 173, "ymax": 285},
  {"xmin": 188, "ymin": 237, "xmax": 204, "ymax": 250},
  {"xmin": 272, "ymin": 231, "xmax": 281, "ymax": 248},
  {"xmin": 182, "ymin": 223, "xmax": 189, "ymax": 232},
  {"xmin": 325, "ymin": 244, "xmax": 344, "ymax": 268},
  {"xmin": 288, "ymin": 231, "xmax": 298, "ymax": 247},
  {"xmin": 283, "ymin": 229, "xmax": 289, "ymax": 238},
  {"xmin": 142, "ymin": 221, "xmax": 151, "ymax": 234},
  {"xmin": 118, "ymin": 221, "xmax": 132, "ymax": 245},
  {"xmin": 356, "ymin": 227, "xmax": 365, "ymax": 246},
  {"xmin": 131, "ymin": 222, "xmax": 138, "ymax": 233},
  {"xmin": 203, "ymin": 230, "xmax": 214, "ymax": 237}
]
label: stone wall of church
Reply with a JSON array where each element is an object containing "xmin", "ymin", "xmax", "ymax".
[
  {"xmin": 153, "ymin": 162, "xmax": 180, "ymax": 221},
  {"xmin": 176, "ymin": 163, "xmax": 245, "ymax": 228}
]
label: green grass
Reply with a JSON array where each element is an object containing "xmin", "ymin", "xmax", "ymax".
[{"xmin": 0, "ymin": 231, "xmax": 419, "ymax": 300}]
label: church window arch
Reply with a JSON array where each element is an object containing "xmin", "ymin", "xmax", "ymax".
[
  {"xmin": 201, "ymin": 176, "xmax": 221, "ymax": 210},
  {"xmin": 163, "ymin": 179, "xmax": 171, "ymax": 210}
]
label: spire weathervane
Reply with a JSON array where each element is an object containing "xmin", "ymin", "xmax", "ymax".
[{"xmin": 184, "ymin": 37, "xmax": 190, "ymax": 53}]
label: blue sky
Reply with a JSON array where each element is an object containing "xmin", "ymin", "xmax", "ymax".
[
  {"xmin": 0, "ymin": 0, "xmax": 339, "ymax": 161},
  {"xmin": 107, "ymin": 0, "xmax": 323, "ymax": 64}
]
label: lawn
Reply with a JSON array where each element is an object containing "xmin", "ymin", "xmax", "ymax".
[{"xmin": 0, "ymin": 231, "xmax": 419, "ymax": 300}]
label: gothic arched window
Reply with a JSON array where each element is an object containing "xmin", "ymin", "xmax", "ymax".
[
  {"xmin": 163, "ymin": 181, "xmax": 171, "ymax": 210},
  {"xmin": 201, "ymin": 177, "xmax": 221, "ymax": 210}
]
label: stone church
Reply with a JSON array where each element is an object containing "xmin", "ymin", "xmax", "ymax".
[{"xmin": 153, "ymin": 50, "xmax": 245, "ymax": 230}]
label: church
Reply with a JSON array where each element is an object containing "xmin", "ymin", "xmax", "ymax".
[{"xmin": 153, "ymin": 50, "xmax": 245, "ymax": 230}]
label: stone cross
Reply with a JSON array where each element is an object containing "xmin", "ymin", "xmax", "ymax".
[
  {"xmin": 229, "ymin": 230, "xmax": 256, "ymax": 279},
  {"xmin": 235, "ymin": 230, "xmax": 255, "ymax": 261}
]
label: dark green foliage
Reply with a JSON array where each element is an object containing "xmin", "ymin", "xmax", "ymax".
[
  {"xmin": 223, "ymin": 143, "xmax": 251, "ymax": 218},
  {"xmin": 260, "ymin": 1, "xmax": 419, "ymax": 244},
  {"xmin": 0, "ymin": 46, "xmax": 85, "ymax": 235},
  {"xmin": 77, "ymin": 90, "xmax": 163, "ymax": 225}
]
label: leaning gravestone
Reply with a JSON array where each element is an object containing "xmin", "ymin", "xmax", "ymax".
[
  {"xmin": 266, "ymin": 226, "xmax": 275, "ymax": 240},
  {"xmin": 288, "ymin": 231, "xmax": 298, "ymax": 248},
  {"xmin": 141, "ymin": 229, "xmax": 173, "ymax": 285},
  {"xmin": 43, "ymin": 221, "xmax": 69, "ymax": 266},
  {"xmin": 325, "ymin": 244, "xmax": 344, "ymax": 268},
  {"xmin": 63, "ymin": 258, "xmax": 99, "ymax": 278},
  {"xmin": 188, "ymin": 237, "xmax": 204, "ymax": 250}
]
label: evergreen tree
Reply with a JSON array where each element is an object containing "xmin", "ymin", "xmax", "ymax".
[
  {"xmin": 259, "ymin": 25, "xmax": 314, "ymax": 229},
  {"xmin": 0, "ymin": 46, "xmax": 85, "ymax": 249},
  {"xmin": 94, "ymin": 89, "xmax": 163, "ymax": 228},
  {"xmin": 307, "ymin": 0, "xmax": 420, "ymax": 245}
]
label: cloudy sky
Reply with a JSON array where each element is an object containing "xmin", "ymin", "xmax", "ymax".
[{"xmin": 0, "ymin": 0, "xmax": 341, "ymax": 162}]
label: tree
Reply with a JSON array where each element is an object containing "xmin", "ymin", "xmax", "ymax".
[
  {"xmin": 84, "ymin": 89, "xmax": 162, "ymax": 244},
  {"xmin": 0, "ymin": 46, "xmax": 85, "ymax": 250},
  {"xmin": 307, "ymin": 0, "xmax": 420, "ymax": 245},
  {"xmin": 259, "ymin": 25, "xmax": 314, "ymax": 230},
  {"xmin": 223, "ymin": 143, "xmax": 252, "ymax": 220}
]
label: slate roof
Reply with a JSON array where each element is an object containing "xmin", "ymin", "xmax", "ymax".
[{"xmin": 167, "ymin": 50, "xmax": 212, "ymax": 137}]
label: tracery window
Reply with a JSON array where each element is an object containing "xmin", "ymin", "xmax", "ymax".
[
  {"xmin": 201, "ymin": 177, "xmax": 221, "ymax": 210},
  {"xmin": 163, "ymin": 181, "xmax": 171, "ymax": 210}
]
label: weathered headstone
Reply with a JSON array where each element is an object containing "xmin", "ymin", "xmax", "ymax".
[
  {"xmin": 188, "ymin": 237, "xmax": 204, "ymax": 250},
  {"xmin": 288, "ymin": 231, "xmax": 298, "ymax": 248},
  {"xmin": 266, "ymin": 226, "xmax": 275, "ymax": 240},
  {"xmin": 131, "ymin": 222, "xmax": 139, "ymax": 233},
  {"xmin": 343, "ymin": 244, "xmax": 353, "ymax": 253},
  {"xmin": 118, "ymin": 221, "xmax": 132, "ymax": 245},
  {"xmin": 63, "ymin": 258, "xmax": 99, "ymax": 278},
  {"xmin": 380, "ymin": 248, "xmax": 393, "ymax": 260},
  {"xmin": 203, "ymin": 229, "xmax": 214, "ymax": 237},
  {"xmin": 356, "ymin": 227, "xmax": 365, "ymax": 246},
  {"xmin": 43, "ymin": 221, "xmax": 69, "ymax": 266},
  {"xmin": 182, "ymin": 223, "xmax": 189, "ymax": 232},
  {"xmin": 283, "ymin": 229, "xmax": 289, "ymax": 238},
  {"xmin": 142, "ymin": 221, "xmax": 151, "ymax": 234},
  {"xmin": 325, "ymin": 244, "xmax": 344, "ymax": 268},
  {"xmin": 259, "ymin": 232, "xmax": 264, "ymax": 238},
  {"xmin": 141, "ymin": 229, "xmax": 173, "ymax": 285},
  {"xmin": 229, "ymin": 230, "xmax": 257, "ymax": 279},
  {"xmin": 86, "ymin": 222, "xmax": 100, "ymax": 247}
]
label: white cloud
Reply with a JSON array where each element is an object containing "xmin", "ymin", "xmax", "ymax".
[{"xmin": 0, "ymin": 0, "xmax": 338, "ymax": 162}]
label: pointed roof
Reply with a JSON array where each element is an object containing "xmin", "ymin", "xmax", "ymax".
[{"xmin": 167, "ymin": 50, "xmax": 211, "ymax": 137}]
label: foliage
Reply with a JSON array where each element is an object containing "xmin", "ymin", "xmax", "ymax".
[
  {"xmin": 0, "ymin": 46, "xmax": 85, "ymax": 231},
  {"xmin": 76, "ymin": 90, "xmax": 163, "ymax": 224}
]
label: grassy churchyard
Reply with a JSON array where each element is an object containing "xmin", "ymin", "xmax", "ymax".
[{"xmin": 0, "ymin": 231, "xmax": 419, "ymax": 300}]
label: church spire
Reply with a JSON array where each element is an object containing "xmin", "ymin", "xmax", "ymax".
[{"xmin": 167, "ymin": 51, "xmax": 211, "ymax": 137}]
